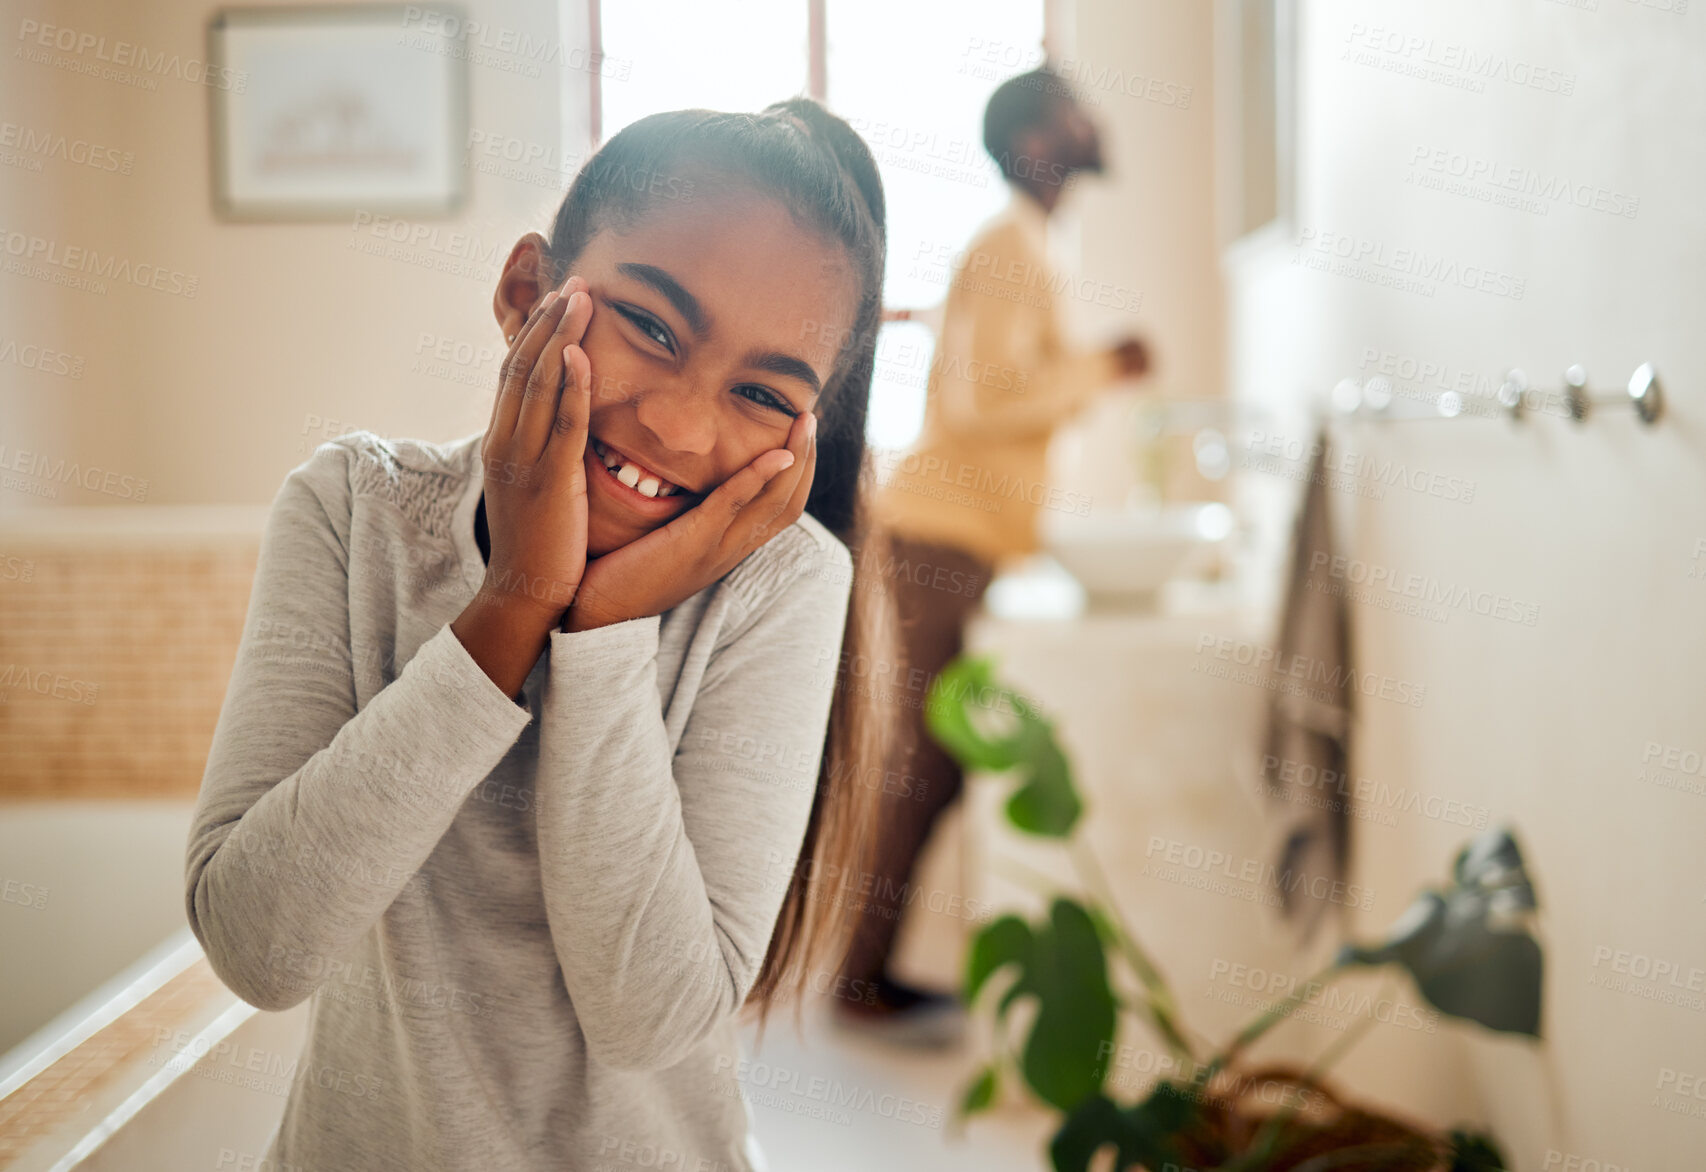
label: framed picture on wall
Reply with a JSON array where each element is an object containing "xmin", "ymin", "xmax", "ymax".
[{"xmin": 208, "ymin": 5, "xmax": 469, "ymax": 221}]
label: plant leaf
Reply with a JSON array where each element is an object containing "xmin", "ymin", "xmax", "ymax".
[
  {"xmin": 924, "ymin": 657, "xmax": 1025, "ymax": 771},
  {"xmin": 1019, "ymin": 900, "xmax": 1118, "ymax": 1111},
  {"xmin": 966, "ymin": 900, "xmax": 1118, "ymax": 1112},
  {"xmin": 966, "ymin": 915, "xmax": 1033, "ymax": 1005},
  {"xmin": 1410, "ymin": 932, "xmax": 1544, "ymax": 1036},
  {"xmin": 1448, "ymin": 1128, "xmax": 1510, "ymax": 1172},
  {"xmin": 1119, "ymin": 1082, "xmax": 1196, "ymax": 1166},
  {"xmin": 1005, "ymin": 735, "xmax": 1082, "ymax": 836},
  {"xmin": 1048, "ymin": 1085, "xmax": 1197, "ymax": 1172},
  {"xmin": 926, "ymin": 655, "xmax": 1083, "ymax": 838},
  {"xmin": 1340, "ymin": 827, "xmax": 1543, "ymax": 1037},
  {"xmin": 960, "ymin": 1064, "xmax": 999, "ymax": 1118},
  {"xmin": 1049, "ymin": 1094, "xmax": 1127, "ymax": 1172}
]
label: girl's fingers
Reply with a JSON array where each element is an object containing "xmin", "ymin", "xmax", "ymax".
[
  {"xmin": 488, "ymin": 274, "xmax": 587, "ymax": 451},
  {"xmin": 515, "ymin": 289, "xmax": 593, "ymax": 460},
  {"xmin": 675, "ymin": 414, "xmax": 809, "ymax": 568},
  {"xmin": 617, "ymin": 412, "xmax": 813, "ymax": 591},
  {"xmin": 492, "ymin": 289, "xmax": 566, "ymax": 445},
  {"xmin": 692, "ymin": 449, "xmax": 797, "ymax": 541},
  {"xmin": 543, "ymin": 342, "xmax": 593, "ymax": 472},
  {"xmin": 737, "ymin": 411, "xmax": 816, "ymax": 545},
  {"xmin": 779, "ymin": 412, "xmax": 819, "ymax": 522}
]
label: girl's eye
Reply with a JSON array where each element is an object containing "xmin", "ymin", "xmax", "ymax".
[
  {"xmin": 615, "ymin": 305, "xmax": 674, "ymax": 352},
  {"xmin": 734, "ymin": 385, "xmax": 798, "ymax": 417}
]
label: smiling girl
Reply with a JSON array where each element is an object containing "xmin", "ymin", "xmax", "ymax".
[{"xmin": 185, "ymin": 99, "xmax": 891, "ymax": 1171}]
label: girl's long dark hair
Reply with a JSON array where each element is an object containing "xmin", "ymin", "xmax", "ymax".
[{"xmin": 540, "ymin": 99, "xmax": 896, "ymax": 1019}]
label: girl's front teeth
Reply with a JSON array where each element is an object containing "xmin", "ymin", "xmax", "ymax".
[
  {"xmin": 614, "ymin": 463, "xmax": 663, "ymax": 498},
  {"xmin": 596, "ymin": 441, "xmax": 677, "ymax": 498}
]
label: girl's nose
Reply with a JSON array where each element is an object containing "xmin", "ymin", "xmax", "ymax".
[{"xmin": 632, "ymin": 380, "xmax": 717, "ymax": 457}]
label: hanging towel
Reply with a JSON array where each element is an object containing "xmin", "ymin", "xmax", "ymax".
[{"xmin": 1258, "ymin": 421, "xmax": 1355, "ymax": 940}]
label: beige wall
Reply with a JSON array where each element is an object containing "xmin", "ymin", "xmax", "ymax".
[
  {"xmin": 1047, "ymin": 0, "xmax": 1225, "ymax": 509},
  {"xmin": 1, "ymin": 0, "xmax": 586, "ymax": 509},
  {"xmin": 1064, "ymin": 0, "xmax": 1222, "ymax": 402},
  {"xmin": 1224, "ymin": 2, "xmax": 1706, "ymax": 1167}
]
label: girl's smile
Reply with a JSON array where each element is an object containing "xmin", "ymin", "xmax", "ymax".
[{"xmin": 584, "ymin": 434, "xmax": 701, "ymax": 522}]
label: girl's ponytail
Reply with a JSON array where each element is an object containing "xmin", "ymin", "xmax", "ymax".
[{"xmin": 745, "ymin": 99, "xmax": 897, "ymax": 1022}]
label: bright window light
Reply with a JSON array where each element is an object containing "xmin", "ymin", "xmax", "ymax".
[
  {"xmin": 828, "ymin": 0, "xmax": 1044, "ymax": 450},
  {"xmin": 865, "ymin": 319, "xmax": 933, "ymax": 450},
  {"xmin": 598, "ymin": 1, "xmax": 808, "ymax": 138}
]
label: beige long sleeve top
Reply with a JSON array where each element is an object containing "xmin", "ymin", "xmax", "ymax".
[
  {"xmin": 183, "ymin": 429, "xmax": 852, "ymax": 1171},
  {"xmin": 873, "ymin": 191, "xmax": 1124, "ymax": 566}
]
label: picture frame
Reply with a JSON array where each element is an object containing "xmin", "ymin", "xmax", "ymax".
[{"xmin": 207, "ymin": 4, "xmax": 469, "ymax": 221}]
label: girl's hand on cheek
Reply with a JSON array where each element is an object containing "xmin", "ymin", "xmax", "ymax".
[
  {"xmin": 564, "ymin": 410, "xmax": 819, "ymax": 633},
  {"xmin": 468, "ymin": 275, "xmax": 596, "ymax": 628}
]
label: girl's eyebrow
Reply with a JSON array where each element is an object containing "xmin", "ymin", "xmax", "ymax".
[
  {"xmin": 617, "ymin": 260, "xmax": 824, "ymax": 397},
  {"xmin": 744, "ymin": 350, "xmax": 824, "ymax": 398},
  {"xmin": 616, "ymin": 262, "xmax": 708, "ymax": 335}
]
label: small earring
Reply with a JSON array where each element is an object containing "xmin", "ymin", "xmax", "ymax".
[{"xmin": 507, "ymin": 333, "xmax": 516, "ymax": 343}]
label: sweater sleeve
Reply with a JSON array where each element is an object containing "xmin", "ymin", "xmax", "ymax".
[
  {"xmin": 533, "ymin": 536, "xmax": 852, "ymax": 1072},
  {"xmin": 933, "ymin": 223, "xmax": 1123, "ymax": 442},
  {"xmin": 183, "ymin": 441, "xmax": 535, "ymax": 1012}
]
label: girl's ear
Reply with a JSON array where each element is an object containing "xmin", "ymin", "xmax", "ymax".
[{"xmin": 493, "ymin": 232, "xmax": 556, "ymax": 342}]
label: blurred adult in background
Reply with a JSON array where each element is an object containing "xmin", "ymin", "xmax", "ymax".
[{"xmin": 836, "ymin": 66, "xmax": 1151, "ymax": 1044}]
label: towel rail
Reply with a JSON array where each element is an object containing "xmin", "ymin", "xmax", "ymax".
[{"xmin": 1332, "ymin": 361, "xmax": 1663, "ymax": 426}]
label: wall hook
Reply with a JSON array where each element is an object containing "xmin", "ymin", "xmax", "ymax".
[{"xmin": 1563, "ymin": 363, "xmax": 1664, "ymax": 425}]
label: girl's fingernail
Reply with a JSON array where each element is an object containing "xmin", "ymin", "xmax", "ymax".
[
  {"xmin": 806, "ymin": 413, "xmax": 818, "ymax": 438},
  {"xmin": 778, "ymin": 452, "xmax": 796, "ymax": 470}
]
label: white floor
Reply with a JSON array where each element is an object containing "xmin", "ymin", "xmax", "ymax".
[{"xmin": 738, "ymin": 1005, "xmax": 1055, "ymax": 1172}]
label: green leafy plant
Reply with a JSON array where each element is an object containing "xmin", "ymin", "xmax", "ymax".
[{"xmin": 925, "ymin": 656, "xmax": 1541, "ymax": 1172}]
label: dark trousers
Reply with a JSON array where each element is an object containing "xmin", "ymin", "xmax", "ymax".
[{"xmin": 838, "ymin": 534, "xmax": 995, "ymax": 988}]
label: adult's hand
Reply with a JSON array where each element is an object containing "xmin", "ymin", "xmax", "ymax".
[{"xmin": 1111, "ymin": 337, "xmax": 1151, "ymax": 379}]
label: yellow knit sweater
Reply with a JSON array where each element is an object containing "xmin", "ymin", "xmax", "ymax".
[{"xmin": 873, "ymin": 194, "xmax": 1123, "ymax": 567}]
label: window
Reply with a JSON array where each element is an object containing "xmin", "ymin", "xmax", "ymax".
[{"xmin": 596, "ymin": 0, "xmax": 809, "ymax": 140}]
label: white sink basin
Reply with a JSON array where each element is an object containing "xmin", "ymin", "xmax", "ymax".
[{"xmin": 1041, "ymin": 502, "xmax": 1233, "ymax": 608}]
